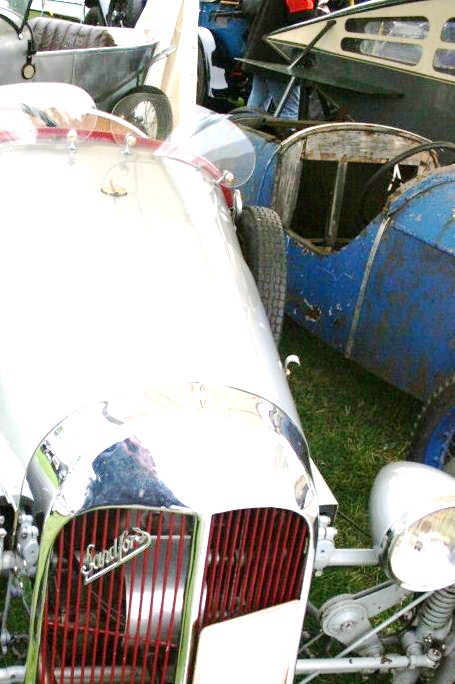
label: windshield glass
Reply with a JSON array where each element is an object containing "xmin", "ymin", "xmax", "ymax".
[
  {"xmin": 1, "ymin": 0, "xmax": 30, "ymax": 26},
  {"xmin": 0, "ymin": 84, "xmax": 255, "ymax": 188},
  {"xmin": 165, "ymin": 104, "xmax": 255, "ymax": 187}
]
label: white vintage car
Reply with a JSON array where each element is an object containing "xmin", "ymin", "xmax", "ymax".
[{"xmin": 0, "ymin": 83, "xmax": 453, "ymax": 684}]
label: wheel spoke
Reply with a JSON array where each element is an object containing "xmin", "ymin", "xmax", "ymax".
[{"xmin": 111, "ymin": 88, "xmax": 173, "ymax": 140}]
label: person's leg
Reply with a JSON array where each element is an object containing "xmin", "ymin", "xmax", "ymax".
[
  {"xmin": 268, "ymin": 78, "xmax": 301, "ymax": 120},
  {"xmin": 246, "ymin": 74, "xmax": 272, "ymax": 111},
  {"xmin": 280, "ymin": 82, "xmax": 301, "ymax": 119}
]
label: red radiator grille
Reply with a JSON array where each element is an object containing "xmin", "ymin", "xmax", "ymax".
[
  {"xmin": 198, "ymin": 507, "xmax": 309, "ymax": 628},
  {"xmin": 39, "ymin": 509, "xmax": 194, "ymax": 684}
]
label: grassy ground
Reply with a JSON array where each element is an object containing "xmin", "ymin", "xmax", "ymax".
[{"xmin": 279, "ymin": 317, "xmax": 422, "ymax": 683}]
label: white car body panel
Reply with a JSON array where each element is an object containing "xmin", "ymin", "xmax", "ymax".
[{"xmin": 0, "ymin": 140, "xmax": 299, "ymax": 471}]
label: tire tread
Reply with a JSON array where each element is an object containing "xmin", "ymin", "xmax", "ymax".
[
  {"xmin": 408, "ymin": 374, "xmax": 455, "ymax": 469},
  {"xmin": 237, "ymin": 205, "xmax": 286, "ymax": 343}
]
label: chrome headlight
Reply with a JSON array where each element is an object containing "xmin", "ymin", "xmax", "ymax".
[{"xmin": 370, "ymin": 462, "xmax": 455, "ymax": 592}]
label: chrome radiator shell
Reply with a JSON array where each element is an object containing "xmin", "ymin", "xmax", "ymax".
[{"xmin": 20, "ymin": 384, "xmax": 318, "ymax": 683}]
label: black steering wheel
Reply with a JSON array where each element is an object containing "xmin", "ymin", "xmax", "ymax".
[{"xmin": 357, "ymin": 141, "xmax": 455, "ymax": 226}]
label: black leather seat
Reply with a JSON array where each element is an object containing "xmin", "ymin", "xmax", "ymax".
[{"xmin": 29, "ymin": 16, "xmax": 116, "ymax": 51}]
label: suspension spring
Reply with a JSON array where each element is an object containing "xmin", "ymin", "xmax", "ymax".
[{"xmin": 419, "ymin": 584, "xmax": 455, "ymax": 631}]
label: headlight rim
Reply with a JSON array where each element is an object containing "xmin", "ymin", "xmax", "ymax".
[{"xmin": 380, "ymin": 496, "xmax": 455, "ymax": 592}]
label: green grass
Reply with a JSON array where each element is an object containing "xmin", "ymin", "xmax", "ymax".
[
  {"xmin": 279, "ymin": 317, "xmax": 421, "ymax": 683},
  {"xmin": 280, "ymin": 317, "xmax": 420, "ymax": 538}
]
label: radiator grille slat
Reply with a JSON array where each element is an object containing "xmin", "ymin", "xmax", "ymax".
[
  {"xmin": 40, "ymin": 506, "xmax": 308, "ymax": 683},
  {"xmin": 198, "ymin": 507, "xmax": 308, "ymax": 628},
  {"xmin": 40, "ymin": 509, "xmax": 194, "ymax": 684}
]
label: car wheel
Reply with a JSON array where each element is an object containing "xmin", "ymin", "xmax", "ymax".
[
  {"xmin": 196, "ymin": 41, "xmax": 208, "ymax": 106},
  {"xmin": 237, "ymin": 206, "xmax": 286, "ymax": 344},
  {"xmin": 111, "ymin": 86, "xmax": 173, "ymax": 140},
  {"xmin": 408, "ymin": 376, "xmax": 455, "ymax": 475}
]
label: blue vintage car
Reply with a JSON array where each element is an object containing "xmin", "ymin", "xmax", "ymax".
[{"xmin": 233, "ymin": 115, "xmax": 455, "ymax": 474}]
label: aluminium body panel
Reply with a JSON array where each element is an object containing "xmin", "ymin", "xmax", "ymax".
[
  {"xmin": 0, "ymin": 128, "xmax": 318, "ymax": 684},
  {"xmin": 0, "ymin": 137, "xmax": 299, "ymax": 470}
]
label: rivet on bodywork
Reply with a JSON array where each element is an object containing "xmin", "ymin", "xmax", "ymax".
[
  {"xmin": 67, "ymin": 129, "xmax": 78, "ymax": 151},
  {"xmin": 122, "ymin": 134, "xmax": 137, "ymax": 155}
]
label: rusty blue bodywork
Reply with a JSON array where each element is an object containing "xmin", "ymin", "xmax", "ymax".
[
  {"xmin": 288, "ymin": 168, "xmax": 455, "ymax": 401},
  {"xmin": 239, "ymin": 124, "xmax": 455, "ymax": 403}
]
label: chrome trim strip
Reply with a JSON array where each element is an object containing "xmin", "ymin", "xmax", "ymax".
[
  {"xmin": 346, "ymin": 217, "xmax": 391, "ymax": 358},
  {"xmin": 175, "ymin": 515, "xmax": 210, "ymax": 684},
  {"xmin": 22, "ymin": 383, "xmax": 314, "ymax": 520},
  {"xmin": 24, "ymin": 511, "xmax": 69, "ymax": 684}
]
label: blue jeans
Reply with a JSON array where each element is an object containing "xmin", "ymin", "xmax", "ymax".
[{"xmin": 247, "ymin": 74, "xmax": 300, "ymax": 120}]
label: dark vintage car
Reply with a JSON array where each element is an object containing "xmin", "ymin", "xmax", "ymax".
[
  {"xmin": 240, "ymin": 0, "xmax": 454, "ymax": 141},
  {"xmin": 0, "ymin": 80, "xmax": 453, "ymax": 684}
]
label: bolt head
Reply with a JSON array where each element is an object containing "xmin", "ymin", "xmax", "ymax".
[
  {"xmin": 427, "ymin": 648, "xmax": 442, "ymax": 662},
  {"xmin": 67, "ymin": 129, "xmax": 78, "ymax": 143}
]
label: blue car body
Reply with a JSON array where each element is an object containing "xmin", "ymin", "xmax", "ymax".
[
  {"xmin": 287, "ymin": 169, "xmax": 455, "ymax": 402},
  {"xmin": 239, "ymin": 120, "xmax": 455, "ymax": 404},
  {"xmin": 199, "ymin": 1, "xmax": 248, "ymax": 63}
]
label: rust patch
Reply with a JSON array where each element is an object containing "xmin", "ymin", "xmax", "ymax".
[{"xmin": 302, "ymin": 298, "xmax": 321, "ymax": 322}]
